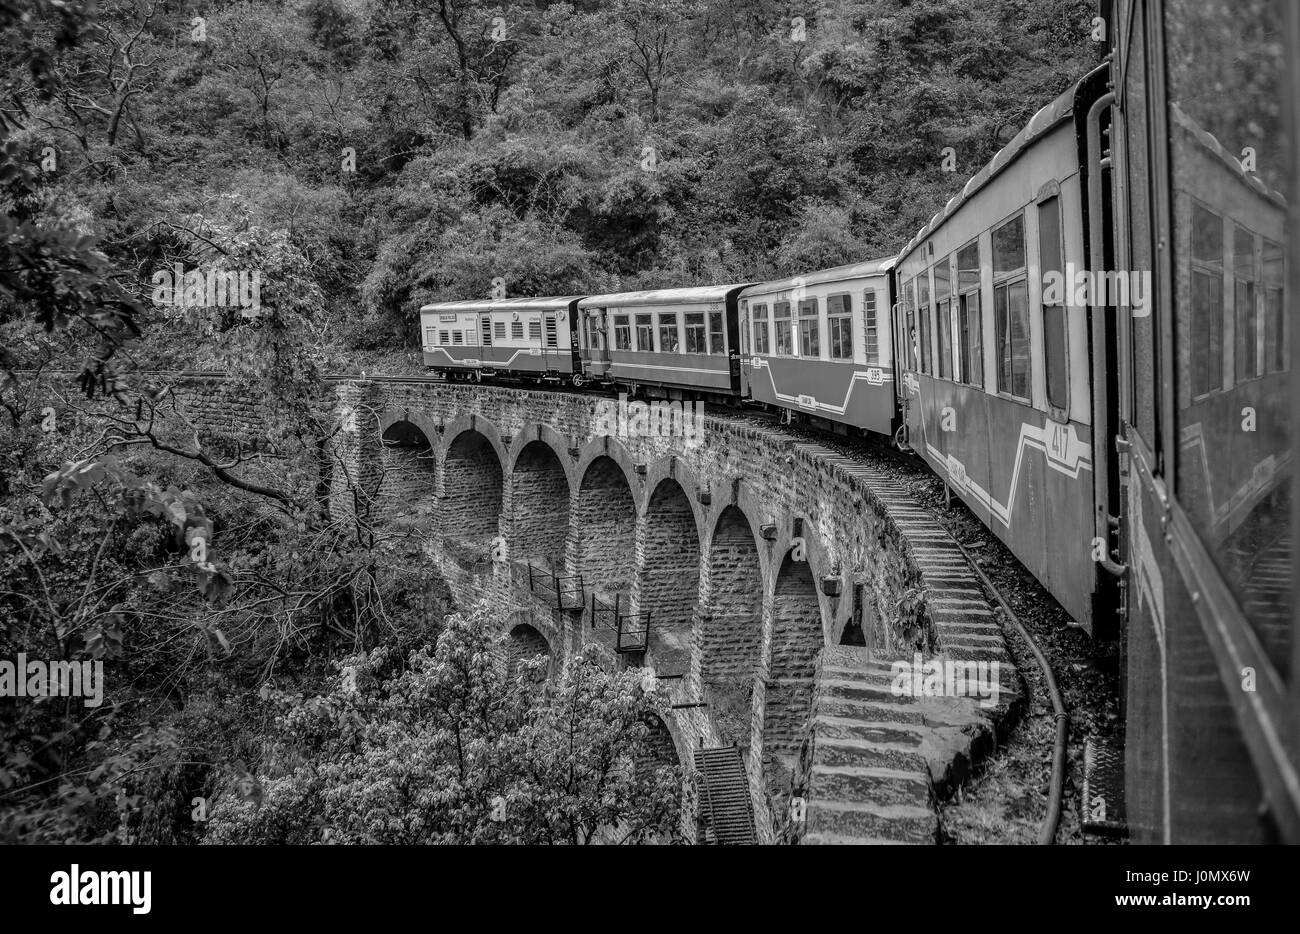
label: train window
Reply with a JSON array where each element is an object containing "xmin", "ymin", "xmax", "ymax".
[
  {"xmin": 957, "ymin": 242, "xmax": 982, "ymax": 387},
  {"xmin": 511, "ymin": 320, "xmax": 524, "ymax": 339},
  {"xmin": 993, "ymin": 214, "xmax": 1030, "ymax": 401},
  {"xmin": 994, "ymin": 214, "xmax": 1026, "ymax": 273},
  {"xmin": 934, "ymin": 260, "xmax": 952, "ymax": 380},
  {"xmin": 1167, "ymin": 0, "xmax": 1292, "ymax": 678},
  {"xmin": 685, "ymin": 312, "xmax": 706, "ymax": 353},
  {"xmin": 658, "ymin": 312, "xmax": 680, "ymax": 353},
  {"xmin": 1233, "ymin": 224, "xmax": 1259, "ymax": 383},
  {"xmin": 827, "ymin": 293, "xmax": 852, "ymax": 360},
  {"xmin": 452, "ymin": 331, "xmax": 464, "ymax": 346},
  {"xmin": 798, "ymin": 298, "xmax": 820, "ymax": 358},
  {"xmin": 1039, "ymin": 195, "xmax": 1068, "ymax": 413},
  {"xmin": 1263, "ymin": 239, "xmax": 1285, "ymax": 374},
  {"xmin": 613, "ymin": 314, "xmax": 632, "ymax": 351},
  {"xmin": 494, "ymin": 321, "xmax": 506, "ymax": 340},
  {"xmin": 439, "ymin": 329, "xmax": 450, "ymax": 344},
  {"xmin": 1189, "ymin": 203, "xmax": 1224, "ymax": 398},
  {"xmin": 918, "ymin": 275, "xmax": 932, "ymax": 374},
  {"xmin": 862, "ymin": 291, "xmax": 878, "ymax": 364},
  {"xmin": 995, "ymin": 284, "xmax": 1031, "ymax": 400},
  {"xmin": 544, "ymin": 315, "xmax": 558, "ymax": 348},
  {"xmin": 709, "ymin": 311, "xmax": 725, "ymax": 354},
  {"xmin": 902, "ymin": 278, "xmax": 916, "ymax": 371},
  {"xmin": 739, "ymin": 301, "xmax": 750, "ymax": 354},
  {"xmin": 481, "ymin": 318, "xmax": 493, "ymax": 346},
  {"xmin": 774, "ymin": 302, "xmax": 793, "ymax": 355},
  {"xmin": 753, "ymin": 303, "xmax": 770, "ymax": 354},
  {"xmin": 635, "ymin": 313, "xmax": 653, "ymax": 351},
  {"xmin": 424, "ymin": 326, "xmax": 436, "ymax": 347}
]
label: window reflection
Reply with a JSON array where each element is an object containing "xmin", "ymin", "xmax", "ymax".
[{"xmin": 1167, "ymin": 0, "xmax": 1292, "ymax": 678}]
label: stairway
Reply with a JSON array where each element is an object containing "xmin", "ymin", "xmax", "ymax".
[
  {"xmin": 694, "ymin": 746, "xmax": 757, "ymax": 845},
  {"xmin": 800, "ymin": 646, "xmax": 938, "ymax": 844}
]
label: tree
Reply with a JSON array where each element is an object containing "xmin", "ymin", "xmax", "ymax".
[
  {"xmin": 616, "ymin": 0, "xmax": 692, "ymax": 122},
  {"xmin": 204, "ymin": 603, "xmax": 684, "ymax": 844}
]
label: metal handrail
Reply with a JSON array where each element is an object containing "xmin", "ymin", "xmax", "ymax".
[
  {"xmin": 590, "ymin": 592, "xmax": 653, "ymax": 653},
  {"xmin": 525, "ymin": 562, "xmax": 585, "ymax": 610}
]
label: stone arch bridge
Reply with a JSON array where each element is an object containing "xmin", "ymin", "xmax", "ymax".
[{"xmin": 330, "ymin": 379, "xmax": 1022, "ymax": 844}]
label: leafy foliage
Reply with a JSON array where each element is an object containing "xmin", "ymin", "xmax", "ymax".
[
  {"xmin": 205, "ymin": 604, "xmax": 683, "ymax": 845},
  {"xmin": 0, "ymin": 0, "xmax": 1095, "ymax": 844}
]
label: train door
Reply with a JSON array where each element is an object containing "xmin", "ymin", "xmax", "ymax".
[
  {"xmin": 543, "ymin": 311, "xmax": 560, "ymax": 374},
  {"xmin": 587, "ymin": 308, "xmax": 611, "ymax": 380},
  {"xmin": 1082, "ymin": 65, "xmax": 1124, "ymax": 637}
]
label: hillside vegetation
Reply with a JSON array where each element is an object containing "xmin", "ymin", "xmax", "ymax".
[{"xmin": 0, "ymin": 0, "xmax": 1096, "ymax": 844}]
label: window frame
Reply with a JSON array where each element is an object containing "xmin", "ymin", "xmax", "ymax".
[
  {"xmin": 708, "ymin": 310, "xmax": 725, "ymax": 354},
  {"xmin": 613, "ymin": 313, "xmax": 632, "ymax": 351},
  {"xmin": 773, "ymin": 301, "xmax": 793, "ymax": 356},
  {"xmin": 753, "ymin": 303, "xmax": 770, "ymax": 355},
  {"xmin": 798, "ymin": 297, "xmax": 820, "ymax": 359},
  {"xmin": 827, "ymin": 292, "xmax": 853, "ymax": 362},
  {"xmin": 861, "ymin": 290, "xmax": 878, "ymax": 365},
  {"xmin": 1262, "ymin": 236, "xmax": 1286, "ymax": 375},
  {"xmin": 918, "ymin": 273, "xmax": 932, "ymax": 375},
  {"xmin": 1233, "ymin": 222, "xmax": 1260, "ymax": 384},
  {"xmin": 956, "ymin": 239, "xmax": 983, "ymax": 388},
  {"xmin": 992, "ymin": 211, "xmax": 1031, "ymax": 402},
  {"xmin": 657, "ymin": 311, "xmax": 681, "ymax": 354},
  {"xmin": 684, "ymin": 311, "xmax": 707, "ymax": 354},
  {"xmin": 934, "ymin": 258, "xmax": 953, "ymax": 381},
  {"xmin": 634, "ymin": 313, "xmax": 654, "ymax": 352},
  {"xmin": 1037, "ymin": 186, "xmax": 1070, "ymax": 418},
  {"xmin": 1189, "ymin": 200, "xmax": 1225, "ymax": 399}
]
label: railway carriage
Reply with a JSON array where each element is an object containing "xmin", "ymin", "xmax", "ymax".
[
  {"xmin": 419, "ymin": 296, "xmax": 583, "ymax": 382},
  {"xmin": 1109, "ymin": 0, "xmax": 1299, "ymax": 843},
  {"xmin": 894, "ymin": 64, "xmax": 1112, "ymax": 633},
  {"xmin": 577, "ymin": 285, "xmax": 748, "ymax": 399},
  {"xmin": 738, "ymin": 259, "xmax": 898, "ymax": 436}
]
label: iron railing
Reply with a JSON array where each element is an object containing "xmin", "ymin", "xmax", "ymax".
[
  {"xmin": 590, "ymin": 592, "xmax": 652, "ymax": 654},
  {"xmin": 526, "ymin": 562, "xmax": 586, "ymax": 611}
]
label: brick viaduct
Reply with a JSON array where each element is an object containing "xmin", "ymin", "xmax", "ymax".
[{"xmin": 325, "ymin": 379, "xmax": 1025, "ymax": 844}]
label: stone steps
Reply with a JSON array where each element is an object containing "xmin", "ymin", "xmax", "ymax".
[{"xmin": 800, "ymin": 648, "xmax": 939, "ymax": 845}]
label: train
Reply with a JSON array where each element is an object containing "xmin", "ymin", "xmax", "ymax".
[{"xmin": 420, "ymin": 0, "xmax": 1299, "ymax": 844}]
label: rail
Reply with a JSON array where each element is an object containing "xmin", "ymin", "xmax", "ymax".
[
  {"xmin": 526, "ymin": 562, "xmax": 585, "ymax": 612},
  {"xmin": 589, "ymin": 592, "xmax": 652, "ymax": 654}
]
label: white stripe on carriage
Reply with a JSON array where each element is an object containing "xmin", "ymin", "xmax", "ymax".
[
  {"xmin": 925, "ymin": 420, "xmax": 1093, "ymax": 528},
  {"xmin": 425, "ymin": 348, "xmax": 568, "ymax": 367}
]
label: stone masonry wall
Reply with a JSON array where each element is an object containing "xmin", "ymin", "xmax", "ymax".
[{"xmin": 119, "ymin": 376, "xmax": 1014, "ymax": 845}]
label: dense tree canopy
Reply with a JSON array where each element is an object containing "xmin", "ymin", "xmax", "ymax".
[{"xmin": 0, "ymin": 0, "xmax": 1096, "ymax": 844}]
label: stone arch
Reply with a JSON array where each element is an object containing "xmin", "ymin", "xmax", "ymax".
[
  {"xmin": 762, "ymin": 550, "xmax": 825, "ymax": 806},
  {"xmin": 509, "ymin": 439, "xmax": 571, "ymax": 569},
  {"xmin": 506, "ymin": 623, "xmax": 552, "ymax": 679},
  {"xmin": 442, "ymin": 429, "xmax": 504, "ymax": 542},
  {"xmin": 637, "ymin": 712, "xmax": 682, "ymax": 773},
  {"xmin": 699, "ymin": 504, "xmax": 764, "ymax": 746},
  {"xmin": 376, "ymin": 419, "xmax": 437, "ymax": 523},
  {"xmin": 572, "ymin": 454, "xmax": 638, "ymax": 596},
  {"xmin": 574, "ymin": 436, "xmax": 642, "ymax": 511},
  {"xmin": 640, "ymin": 478, "xmax": 701, "ymax": 674}
]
